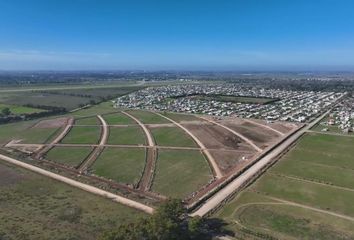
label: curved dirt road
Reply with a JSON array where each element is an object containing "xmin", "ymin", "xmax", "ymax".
[
  {"xmin": 78, "ymin": 115, "xmax": 109, "ymax": 172},
  {"xmin": 122, "ymin": 111, "xmax": 156, "ymax": 191},
  {"xmin": 0, "ymin": 153, "xmax": 154, "ymax": 214},
  {"xmin": 35, "ymin": 117, "xmax": 74, "ymax": 158},
  {"xmin": 199, "ymin": 116, "xmax": 263, "ymax": 152},
  {"xmin": 122, "ymin": 111, "xmax": 154, "ymax": 147},
  {"xmin": 153, "ymin": 112, "xmax": 223, "ymax": 179}
]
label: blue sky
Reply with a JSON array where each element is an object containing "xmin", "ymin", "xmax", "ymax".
[{"xmin": 0, "ymin": 0, "xmax": 354, "ymax": 70}]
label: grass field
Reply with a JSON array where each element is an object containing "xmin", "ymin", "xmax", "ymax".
[
  {"xmin": 0, "ymin": 86, "xmax": 143, "ymax": 111},
  {"xmin": 103, "ymin": 112, "xmax": 136, "ymax": 125},
  {"xmin": 74, "ymin": 116, "xmax": 99, "ymax": 125},
  {"xmin": 215, "ymin": 133, "xmax": 354, "ymax": 239},
  {"xmin": 0, "ymin": 161, "xmax": 144, "ymax": 240},
  {"xmin": 151, "ymin": 127, "xmax": 197, "ymax": 147},
  {"xmin": 45, "ymin": 146, "xmax": 93, "ymax": 167},
  {"xmin": 0, "ymin": 103, "xmax": 45, "ymax": 115},
  {"xmin": 61, "ymin": 126, "xmax": 101, "ymax": 144},
  {"xmin": 0, "ymin": 122, "xmax": 61, "ymax": 144},
  {"xmin": 92, "ymin": 147, "xmax": 146, "ymax": 185},
  {"xmin": 127, "ymin": 110, "xmax": 170, "ymax": 124},
  {"xmin": 20, "ymin": 128, "xmax": 61, "ymax": 144},
  {"xmin": 107, "ymin": 126, "xmax": 146, "ymax": 145},
  {"xmin": 69, "ymin": 101, "xmax": 117, "ymax": 117},
  {"xmin": 152, "ymin": 149, "xmax": 212, "ymax": 199}
]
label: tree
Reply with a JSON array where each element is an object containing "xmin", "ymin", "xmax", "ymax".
[
  {"xmin": 101, "ymin": 199, "xmax": 212, "ymax": 240},
  {"xmin": 1, "ymin": 107, "xmax": 11, "ymax": 116}
]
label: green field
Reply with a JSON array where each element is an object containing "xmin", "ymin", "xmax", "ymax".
[
  {"xmin": 74, "ymin": 116, "xmax": 99, "ymax": 125},
  {"xmin": 0, "ymin": 161, "xmax": 144, "ymax": 240},
  {"xmin": 127, "ymin": 110, "xmax": 170, "ymax": 124},
  {"xmin": 103, "ymin": 112, "xmax": 136, "ymax": 125},
  {"xmin": 69, "ymin": 101, "xmax": 117, "ymax": 117},
  {"xmin": 151, "ymin": 127, "xmax": 197, "ymax": 147},
  {"xmin": 0, "ymin": 103, "xmax": 45, "ymax": 115},
  {"xmin": 152, "ymin": 149, "xmax": 212, "ymax": 199},
  {"xmin": 216, "ymin": 191, "xmax": 354, "ymax": 240},
  {"xmin": 45, "ymin": 146, "xmax": 93, "ymax": 167},
  {"xmin": 61, "ymin": 126, "xmax": 101, "ymax": 144},
  {"xmin": 0, "ymin": 119, "xmax": 60, "ymax": 144},
  {"xmin": 92, "ymin": 147, "xmax": 146, "ymax": 185},
  {"xmin": 215, "ymin": 133, "xmax": 354, "ymax": 239},
  {"xmin": 107, "ymin": 126, "xmax": 146, "ymax": 145},
  {"xmin": 0, "ymin": 86, "xmax": 143, "ymax": 111},
  {"xmin": 161, "ymin": 112, "xmax": 200, "ymax": 122}
]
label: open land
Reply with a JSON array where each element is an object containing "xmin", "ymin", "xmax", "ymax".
[
  {"xmin": 92, "ymin": 147, "xmax": 146, "ymax": 186},
  {"xmin": 45, "ymin": 146, "xmax": 93, "ymax": 168},
  {"xmin": 0, "ymin": 106, "xmax": 296, "ymax": 208},
  {"xmin": 61, "ymin": 126, "xmax": 101, "ymax": 144},
  {"xmin": 0, "ymin": 103, "xmax": 45, "ymax": 115},
  {"xmin": 152, "ymin": 149, "xmax": 213, "ymax": 199},
  {"xmin": 107, "ymin": 126, "xmax": 146, "ymax": 145},
  {"xmin": 214, "ymin": 133, "xmax": 354, "ymax": 239},
  {"xmin": 0, "ymin": 161, "xmax": 144, "ymax": 240}
]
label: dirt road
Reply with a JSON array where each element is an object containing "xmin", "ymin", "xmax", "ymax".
[
  {"xmin": 35, "ymin": 117, "xmax": 74, "ymax": 158},
  {"xmin": 122, "ymin": 111, "xmax": 157, "ymax": 191},
  {"xmin": 0, "ymin": 153, "xmax": 154, "ymax": 214},
  {"xmin": 122, "ymin": 111, "xmax": 154, "ymax": 147},
  {"xmin": 191, "ymin": 110, "xmax": 331, "ymax": 217},
  {"xmin": 263, "ymin": 195, "xmax": 354, "ymax": 222},
  {"xmin": 199, "ymin": 116, "xmax": 262, "ymax": 152},
  {"xmin": 78, "ymin": 115, "xmax": 109, "ymax": 172},
  {"xmin": 153, "ymin": 112, "xmax": 223, "ymax": 179},
  {"xmin": 242, "ymin": 119, "xmax": 285, "ymax": 136}
]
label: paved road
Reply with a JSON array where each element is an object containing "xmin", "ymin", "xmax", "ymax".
[
  {"xmin": 191, "ymin": 110, "xmax": 331, "ymax": 217},
  {"xmin": 199, "ymin": 116, "xmax": 263, "ymax": 152},
  {"xmin": 0, "ymin": 153, "xmax": 154, "ymax": 214},
  {"xmin": 78, "ymin": 115, "xmax": 109, "ymax": 172},
  {"xmin": 154, "ymin": 112, "xmax": 223, "ymax": 179}
]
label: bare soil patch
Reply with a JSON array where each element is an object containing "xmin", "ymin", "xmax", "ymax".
[
  {"xmin": 222, "ymin": 121, "xmax": 279, "ymax": 149},
  {"xmin": 146, "ymin": 123, "xmax": 175, "ymax": 128},
  {"xmin": 183, "ymin": 123, "xmax": 252, "ymax": 151},
  {"xmin": 33, "ymin": 117, "xmax": 70, "ymax": 129},
  {"xmin": 210, "ymin": 150, "xmax": 256, "ymax": 174},
  {"xmin": 269, "ymin": 122, "xmax": 297, "ymax": 134}
]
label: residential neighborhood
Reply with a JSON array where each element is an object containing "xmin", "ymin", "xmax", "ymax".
[
  {"xmin": 317, "ymin": 95, "xmax": 354, "ymax": 134},
  {"xmin": 115, "ymin": 84, "xmax": 345, "ymax": 123}
]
